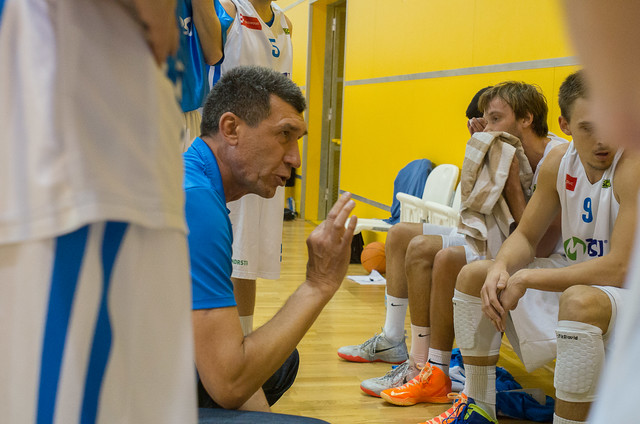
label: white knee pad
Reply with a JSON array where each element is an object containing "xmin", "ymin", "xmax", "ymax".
[
  {"xmin": 554, "ymin": 320, "xmax": 604, "ymax": 403},
  {"xmin": 453, "ymin": 290, "xmax": 502, "ymax": 357}
]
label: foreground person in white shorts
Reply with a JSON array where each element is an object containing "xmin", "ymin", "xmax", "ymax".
[
  {"xmin": 0, "ymin": 1, "xmax": 196, "ymax": 423},
  {"xmin": 440, "ymin": 71, "xmax": 640, "ymax": 424}
]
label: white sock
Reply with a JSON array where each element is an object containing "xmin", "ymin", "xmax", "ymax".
[
  {"xmin": 427, "ymin": 348, "xmax": 451, "ymax": 377},
  {"xmin": 410, "ymin": 325, "xmax": 430, "ymax": 366},
  {"xmin": 383, "ymin": 293, "xmax": 408, "ymax": 343},
  {"xmin": 239, "ymin": 315, "xmax": 253, "ymax": 336},
  {"xmin": 464, "ymin": 364, "xmax": 496, "ymax": 419},
  {"xmin": 553, "ymin": 414, "xmax": 585, "ymax": 424}
]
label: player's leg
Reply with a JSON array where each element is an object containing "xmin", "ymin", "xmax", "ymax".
[
  {"xmin": 233, "ymin": 278, "xmax": 257, "ymax": 335},
  {"xmin": 554, "ymin": 285, "xmax": 612, "ymax": 424},
  {"xmin": 338, "ymin": 222, "xmax": 423, "ymax": 365},
  {"xmin": 404, "ymin": 234, "xmax": 445, "ymax": 366},
  {"xmin": 449, "ymin": 260, "xmax": 502, "ymax": 421},
  {"xmin": 428, "ymin": 246, "xmax": 468, "ymax": 385}
]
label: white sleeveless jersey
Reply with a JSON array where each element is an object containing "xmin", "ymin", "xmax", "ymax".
[
  {"xmin": 556, "ymin": 142, "xmax": 622, "ymax": 264},
  {"xmin": 220, "ymin": 0, "xmax": 292, "ymax": 77},
  {"xmin": 0, "ymin": 0, "xmax": 185, "ymax": 244}
]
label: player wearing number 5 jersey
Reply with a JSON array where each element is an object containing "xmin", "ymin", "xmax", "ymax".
[{"xmin": 209, "ymin": 0, "xmax": 294, "ymax": 336}]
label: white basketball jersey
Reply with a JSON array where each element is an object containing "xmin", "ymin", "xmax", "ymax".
[
  {"xmin": 221, "ymin": 0, "xmax": 292, "ymax": 76},
  {"xmin": 557, "ymin": 142, "xmax": 622, "ymax": 264}
]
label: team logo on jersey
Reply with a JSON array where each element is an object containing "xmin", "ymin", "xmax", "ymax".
[
  {"xmin": 180, "ymin": 16, "xmax": 193, "ymax": 36},
  {"xmin": 240, "ymin": 14, "xmax": 262, "ymax": 30},
  {"xmin": 602, "ymin": 179, "xmax": 611, "ymax": 188},
  {"xmin": 283, "ymin": 27, "xmax": 291, "ymax": 35},
  {"xmin": 565, "ymin": 174, "xmax": 577, "ymax": 191},
  {"xmin": 564, "ymin": 236, "xmax": 608, "ymax": 260}
]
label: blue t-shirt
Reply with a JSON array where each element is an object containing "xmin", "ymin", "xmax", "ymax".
[
  {"xmin": 184, "ymin": 137, "xmax": 236, "ymax": 309},
  {"xmin": 177, "ymin": 0, "xmax": 209, "ymax": 112}
]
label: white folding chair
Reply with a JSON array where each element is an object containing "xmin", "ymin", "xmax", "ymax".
[
  {"xmin": 349, "ymin": 164, "xmax": 459, "ymax": 234},
  {"xmin": 397, "ymin": 182, "xmax": 461, "ymax": 227}
]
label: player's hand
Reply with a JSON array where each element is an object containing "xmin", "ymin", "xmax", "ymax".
[
  {"xmin": 480, "ymin": 263, "xmax": 509, "ymax": 331},
  {"xmin": 305, "ymin": 193, "xmax": 356, "ymax": 296},
  {"xmin": 467, "ymin": 117, "xmax": 487, "ymax": 135},
  {"xmin": 498, "ymin": 269, "xmax": 528, "ymax": 319},
  {"xmin": 133, "ymin": 0, "xmax": 180, "ymax": 66}
]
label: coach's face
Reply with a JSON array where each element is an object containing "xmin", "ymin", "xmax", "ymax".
[
  {"xmin": 234, "ymin": 95, "xmax": 306, "ymax": 198},
  {"xmin": 560, "ymin": 97, "xmax": 616, "ymax": 175}
]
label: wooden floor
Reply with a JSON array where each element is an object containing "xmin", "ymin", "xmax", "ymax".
[{"xmin": 254, "ymin": 220, "xmax": 555, "ymax": 423}]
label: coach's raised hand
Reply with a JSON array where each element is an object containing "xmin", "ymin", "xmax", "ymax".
[{"xmin": 306, "ymin": 193, "xmax": 357, "ymax": 295}]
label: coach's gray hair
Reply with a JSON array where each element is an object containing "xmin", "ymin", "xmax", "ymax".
[{"xmin": 201, "ymin": 66, "xmax": 306, "ymax": 136}]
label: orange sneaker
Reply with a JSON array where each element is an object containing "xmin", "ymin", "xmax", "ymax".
[
  {"xmin": 379, "ymin": 364, "xmax": 452, "ymax": 406},
  {"xmin": 419, "ymin": 393, "xmax": 468, "ymax": 424}
]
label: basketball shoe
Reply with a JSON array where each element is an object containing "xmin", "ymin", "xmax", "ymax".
[
  {"xmin": 420, "ymin": 394, "xmax": 497, "ymax": 424},
  {"xmin": 360, "ymin": 360, "xmax": 420, "ymax": 397},
  {"xmin": 380, "ymin": 363, "xmax": 451, "ymax": 406},
  {"xmin": 337, "ymin": 332, "xmax": 408, "ymax": 364}
]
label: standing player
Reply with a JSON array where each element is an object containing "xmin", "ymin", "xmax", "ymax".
[
  {"xmin": 0, "ymin": 0, "xmax": 196, "ymax": 423},
  {"xmin": 177, "ymin": 0, "xmax": 223, "ymax": 151},
  {"xmin": 562, "ymin": 2, "xmax": 640, "ymax": 422},
  {"xmin": 212, "ymin": 0, "xmax": 294, "ymax": 335}
]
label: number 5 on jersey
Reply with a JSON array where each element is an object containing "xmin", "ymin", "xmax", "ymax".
[{"xmin": 269, "ymin": 38, "xmax": 280, "ymax": 58}]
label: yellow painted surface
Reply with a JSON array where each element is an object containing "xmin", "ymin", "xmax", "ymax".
[{"xmin": 279, "ymin": 0, "xmax": 577, "ymax": 224}]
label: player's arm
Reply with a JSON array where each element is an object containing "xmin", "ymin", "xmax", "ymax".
[
  {"xmin": 194, "ymin": 194, "xmax": 356, "ymax": 409},
  {"xmin": 483, "ymin": 144, "xmax": 566, "ymax": 330},
  {"xmin": 132, "ymin": 0, "xmax": 179, "ymax": 65},
  {"xmin": 193, "ymin": 0, "xmax": 223, "ymax": 65},
  {"xmin": 503, "ymin": 155, "xmax": 527, "ymax": 225},
  {"xmin": 507, "ymin": 151, "xmax": 640, "ymax": 294}
]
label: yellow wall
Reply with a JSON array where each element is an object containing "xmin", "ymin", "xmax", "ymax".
[{"xmin": 282, "ymin": 0, "xmax": 578, "ymax": 240}]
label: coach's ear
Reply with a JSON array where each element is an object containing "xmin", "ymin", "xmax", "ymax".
[
  {"xmin": 218, "ymin": 112, "xmax": 240, "ymax": 146},
  {"xmin": 559, "ymin": 115, "xmax": 572, "ymax": 136}
]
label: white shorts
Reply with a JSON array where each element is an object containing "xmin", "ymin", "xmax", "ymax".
[
  {"xmin": 0, "ymin": 223, "xmax": 196, "ymax": 424},
  {"xmin": 422, "ymin": 223, "xmax": 483, "ymax": 264},
  {"xmin": 506, "ymin": 254, "xmax": 626, "ymax": 372},
  {"xmin": 228, "ymin": 186, "xmax": 285, "ymax": 280}
]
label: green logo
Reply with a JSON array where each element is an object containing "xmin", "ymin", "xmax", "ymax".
[
  {"xmin": 564, "ymin": 237, "xmax": 586, "ymax": 261},
  {"xmin": 283, "ymin": 28, "xmax": 291, "ymax": 35},
  {"xmin": 602, "ymin": 179, "xmax": 611, "ymax": 188}
]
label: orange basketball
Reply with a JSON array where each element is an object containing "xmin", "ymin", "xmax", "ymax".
[{"xmin": 361, "ymin": 241, "xmax": 386, "ymax": 273}]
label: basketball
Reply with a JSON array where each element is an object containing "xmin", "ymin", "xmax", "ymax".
[{"xmin": 361, "ymin": 242, "xmax": 386, "ymax": 273}]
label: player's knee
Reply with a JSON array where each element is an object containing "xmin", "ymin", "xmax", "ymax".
[
  {"xmin": 455, "ymin": 259, "xmax": 491, "ymax": 295},
  {"xmin": 554, "ymin": 320, "xmax": 604, "ymax": 403},
  {"xmin": 559, "ymin": 286, "xmax": 611, "ymax": 332},
  {"xmin": 453, "ymin": 289, "xmax": 501, "ymax": 356},
  {"xmin": 387, "ymin": 223, "xmax": 419, "ymax": 256},
  {"xmin": 405, "ymin": 235, "xmax": 440, "ymax": 269}
]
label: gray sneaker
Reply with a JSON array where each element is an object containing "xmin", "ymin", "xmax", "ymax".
[
  {"xmin": 360, "ymin": 360, "xmax": 420, "ymax": 397},
  {"xmin": 337, "ymin": 332, "xmax": 408, "ymax": 364}
]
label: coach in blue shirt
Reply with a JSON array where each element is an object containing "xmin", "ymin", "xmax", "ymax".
[{"xmin": 183, "ymin": 66, "xmax": 357, "ymax": 415}]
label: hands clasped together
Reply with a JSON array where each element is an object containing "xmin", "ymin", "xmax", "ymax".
[{"xmin": 480, "ymin": 263, "xmax": 529, "ymax": 332}]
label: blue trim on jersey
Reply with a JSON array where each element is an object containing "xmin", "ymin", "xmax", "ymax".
[
  {"xmin": 0, "ymin": 0, "xmax": 6, "ymax": 24},
  {"xmin": 81, "ymin": 222, "xmax": 128, "ymax": 423},
  {"xmin": 265, "ymin": 8, "xmax": 275, "ymax": 27},
  {"xmin": 178, "ymin": 0, "xmax": 210, "ymax": 112},
  {"xmin": 210, "ymin": 0, "xmax": 234, "ymax": 87},
  {"xmin": 37, "ymin": 226, "xmax": 90, "ymax": 424}
]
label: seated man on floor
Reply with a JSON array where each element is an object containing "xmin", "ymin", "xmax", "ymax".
[
  {"xmin": 439, "ymin": 70, "xmax": 640, "ymax": 424},
  {"xmin": 184, "ymin": 66, "xmax": 356, "ymax": 415},
  {"xmin": 338, "ymin": 82, "xmax": 565, "ymax": 402}
]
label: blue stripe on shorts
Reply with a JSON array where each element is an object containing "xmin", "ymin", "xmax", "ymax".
[{"xmin": 37, "ymin": 222, "xmax": 129, "ymax": 424}]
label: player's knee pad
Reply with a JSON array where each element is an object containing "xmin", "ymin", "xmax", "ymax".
[
  {"xmin": 453, "ymin": 289, "xmax": 502, "ymax": 357},
  {"xmin": 554, "ymin": 320, "xmax": 604, "ymax": 403}
]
